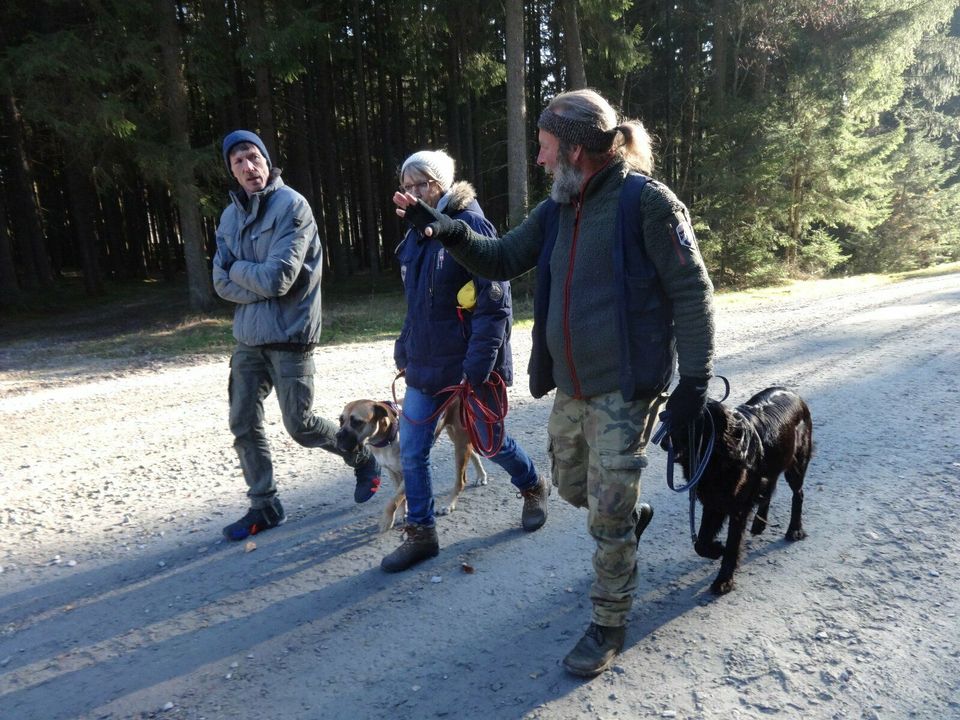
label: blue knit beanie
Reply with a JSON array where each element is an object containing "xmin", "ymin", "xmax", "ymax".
[{"xmin": 222, "ymin": 130, "xmax": 272, "ymax": 172}]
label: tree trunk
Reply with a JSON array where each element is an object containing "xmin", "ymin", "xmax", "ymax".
[
  {"xmin": 151, "ymin": 183, "xmax": 176, "ymax": 283},
  {"xmin": 788, "ymin": 159, "xmax": 802, "ymax": 266},
  {"xmin": 245, "ymin": 0, "xmax": 277, "ymax": 159},
  {"xmin": 560, "ymin": 0, "xmax": 587, "ymax": 89},
  {"xmin": 207, "ymin": 0, "xmax": 243, "ymax": 132},
  {"xmin": 0, "ymin": 92, "xmax": 54, "ymax": 289},
  {"xmin": 352, "ymin": 0, "xmax": 380, "ymax": 276},
  {"xmin": 284, "ymin": 76, "xmax": 315, "ymax": 201},
  {"xmin": 664, "ymin": 1, "xmax": 676, "ymax": 186},
  {"xmin": 100, "ymin": 192, "xmax": 126, "ymax": 280},
  {"xmin": 526, "ymin": 1, "xmax": 544, "ymax": 156},
  {"xmin": 157, "ymin": 0, "xmax": 215, "ymax": 312},
  {"xmin": 374, "ymin": 3, "xmax": 400, "ymax": 259},
  {"xmin": 712, "ymin": 0, "xmax": 728, "ymax": 114},
  {"xmin": 122, "ymin": 183, "xmax": 149, "ymax": 279},
  {"xmin": 62, "ymin": 157, "xmax": 103, "ymax": 296},
  {"xmin": 313, "ymin": 33, "xmax": 349, "ymax": 280},
  {"xmin": 0, "ymin": 188, "xmax": 22, "ymax": 306},
  {"xmin": 679, "ymin": 4, "xmax": 699, "ymax": 198},
  {"xmin": 505, "ymin": 0, "xmax": 528, "ymax": 227}
]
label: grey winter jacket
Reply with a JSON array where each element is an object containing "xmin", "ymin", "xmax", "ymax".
[{"xmin": 212, "ymin": 171, "xmax": 323, "ymax": 347}]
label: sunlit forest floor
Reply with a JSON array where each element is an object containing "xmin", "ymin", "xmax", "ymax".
[{"xmin": 1, "ymin": 263, "xmax": 956, "ymax": 371}]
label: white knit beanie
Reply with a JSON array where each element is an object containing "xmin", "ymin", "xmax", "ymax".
[{"xmin": 400, "ymin": 150, "xmax": 455, "ymax": 191}]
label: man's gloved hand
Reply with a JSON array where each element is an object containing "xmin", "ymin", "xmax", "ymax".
[
  {"xmin": 403, "ymin": 199, "xmax": 459, "ymax": 244},
  {"xmin": 661, "ymin": 376, "xmax": 710, "ymax": 449},
  {"xmin": 216, "ymin": 237, "xmax": 237, "ymax": 272}
]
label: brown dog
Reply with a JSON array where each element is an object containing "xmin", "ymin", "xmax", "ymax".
[
  {"xmin": 675, "ymin": 387, "xmax": 813, "ymax": 595},
  {"xmin": 335, "ymin": 399, "xmax": 488, "ymax": 532}
]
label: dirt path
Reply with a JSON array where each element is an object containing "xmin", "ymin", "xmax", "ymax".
[{"xmin": 1, "ymin": 273, "xmax": 958, "ymax": 719}]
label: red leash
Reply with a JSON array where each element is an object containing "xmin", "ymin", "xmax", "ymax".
[{"xmin": 392, "ymin": 370, "xmax": 509, "ymax": 458}]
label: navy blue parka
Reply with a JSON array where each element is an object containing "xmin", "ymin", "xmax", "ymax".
[{"xmin": 394, "ymin": 181, "xmax": 514, "ymax": 395}]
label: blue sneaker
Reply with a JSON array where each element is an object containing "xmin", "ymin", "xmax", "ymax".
[
  {"xmin": 354, "ymin": 457, "xmax": 382, "ymax": 503},
  {"xmin": 222, "ymin": 498, "xmax": 286, "ymax": 541}
]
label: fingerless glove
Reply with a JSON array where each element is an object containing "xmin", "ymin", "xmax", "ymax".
[{"xmin": 404, "ymin": 200, "xmax": 465, "ymax": 246}]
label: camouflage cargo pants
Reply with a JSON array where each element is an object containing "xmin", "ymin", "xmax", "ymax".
[{"xmin": 548, "ymin": 388, "xmax": 665, "ymax": 627}]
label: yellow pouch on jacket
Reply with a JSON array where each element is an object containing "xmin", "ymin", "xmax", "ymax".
[{"xmin": 457, "ymin": 280, "xmax": 477, "ymax": 310}]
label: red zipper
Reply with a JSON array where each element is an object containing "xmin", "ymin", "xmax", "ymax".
[
  {"xmin": 561, "ymin": 159, "xmax": 613, "ymax": 400},
  {"xmin": 562, "ymin": 198, "xmax": 584, "ymax": 399}
]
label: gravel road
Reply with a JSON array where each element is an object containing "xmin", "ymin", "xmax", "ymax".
[{"xmin": 1, "ymin": 272, "xmax": 958, "ymax": 719}]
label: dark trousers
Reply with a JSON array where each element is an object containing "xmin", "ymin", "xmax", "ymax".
[{"xmin": 228, "ymin": 343, "xmax": 369, "ymax": 508}]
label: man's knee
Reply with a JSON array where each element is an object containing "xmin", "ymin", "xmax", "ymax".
[
  {"xmin": 557, "ymin": 478, "xmax": 588, "ymax": 508},
  {"xmin": 230, "ymin": 411, "xmax": 262, "ymax": 442}
]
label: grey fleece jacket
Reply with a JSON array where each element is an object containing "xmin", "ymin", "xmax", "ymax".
[{"xmin": 443, "ymin": 157, "xmax": 715, "ymax": 398}]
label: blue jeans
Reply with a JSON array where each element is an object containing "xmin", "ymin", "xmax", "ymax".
[
  {"xmin": 400, "ymin": 385, "xmax": 539, "ymax": 526},
  {"xmin": 229, "ymin": 343, "xmax": 371, "ymax": 508}
]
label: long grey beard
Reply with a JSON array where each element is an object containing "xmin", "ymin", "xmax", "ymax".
[{"xmin": 550, "ymin": 155, "xmax": 584, "ymax": 204}]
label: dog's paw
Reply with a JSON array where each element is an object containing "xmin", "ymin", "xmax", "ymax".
[
  {"xmin": 785, "ymin": 527, "xmax": 807, "ymax": 541},
  {"xmin": 473, "ymin": 474, "xmax": 489, "ymax": 487},
  {"xmin": 436, "ymin": 503, "xmax": 456, "ymax": 516},
  {"xmin": 750, "ymin": 517, "xmax": 768, "ymax": 535},
  {"xmin": 710, "ymin": 577, "xmax": 735, "ymax": 595},
  {"xmin": 695, "ymin": 540, "xmax": 724, "ymax": 560},
  {"xmin": 379, "ymin": 516, "xmax": 396, "ymax": 534}
]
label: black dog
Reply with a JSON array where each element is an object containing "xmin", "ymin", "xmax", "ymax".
[{"xmin": 675, "ymin": 387, "xmax": 813, "ymax": 595}]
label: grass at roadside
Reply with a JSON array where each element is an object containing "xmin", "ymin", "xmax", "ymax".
[{"xmin": 1, "ymin": 262, "xmax": 955, "ymax": 363}]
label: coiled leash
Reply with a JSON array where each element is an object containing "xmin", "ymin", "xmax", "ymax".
[
  {"xmin": 392, "ymin": 370, "xmax": 510, "ymax": 458},
  {"xmin": 651, "ymin": 376, "xmax": 730, "ymax": 544}
]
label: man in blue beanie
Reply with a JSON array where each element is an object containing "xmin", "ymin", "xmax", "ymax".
[{"xmin": 213, "ymin": 130, "xmax": 382, "ymax": 541}]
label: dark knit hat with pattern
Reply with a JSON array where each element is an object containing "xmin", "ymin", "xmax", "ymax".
[{"xmin": 537, "ymin": 109, "xmax": 617, "ymax": 152}]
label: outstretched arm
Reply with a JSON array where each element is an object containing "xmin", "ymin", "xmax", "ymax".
[{"xmin": 393, "ymin": 192, "xmax": 545, "ymax": 281}]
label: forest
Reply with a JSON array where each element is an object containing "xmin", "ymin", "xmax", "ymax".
[{"xmin": 1, "ymin": 0, "xmax": 958, "ymax": 312}]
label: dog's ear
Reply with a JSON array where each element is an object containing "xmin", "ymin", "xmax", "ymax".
[{"xmin": 372, "ymin": 403, "xmax": 390, "ymax": 420}]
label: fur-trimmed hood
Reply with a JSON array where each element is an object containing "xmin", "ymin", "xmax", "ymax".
[{"xmin": 439, "ymin": 180, "xmax": 478, "ymax": 217}]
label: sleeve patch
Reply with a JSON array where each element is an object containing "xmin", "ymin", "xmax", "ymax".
[
  {"xmin": 487, "ymin": 282, "xmax": 504, "ymax": 302},
  {"xmin": 674, "ymin": 218, "xmax": 697, "ymax": 249}
]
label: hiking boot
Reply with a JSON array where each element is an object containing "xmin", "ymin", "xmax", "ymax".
[
  {"xmin": 222, "ymin": 498, "xmax": 286, "ymax": 541},
  {"xmin": 380, "ymin": 523, "xmax": 440, "ymax": 573},
  {"xmin": 634, "ymin": 503, "xmax": 654, "ymax": 545},
  {"xmin": 519, "ymin": 476, "xmax": 550, "ymax": 532},
  {"xmin": 562, "ymin": 622, "xmax": 627, "ymax": 677},
  {"xmin": 354, "ymin": 456, "xmax": 382, "ymax": 503}
]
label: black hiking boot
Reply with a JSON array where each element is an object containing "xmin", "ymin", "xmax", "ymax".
[
  {"xmin": 380, "ymin": 523, "xmax": 440, "ymax": 573},
  {"xmin": 519, "ymin": 476, "xmax": 550, "ymax": 532},
  {"xmin": 222, "ymin": 498, "xmax": 286, "ymax": 541},
  {"xmin": 634, "ymin": 503, "xmax": 654, "ymax": 545},
  {"xmin": 562, "ymin": 622, "xmax": 627, "ymax": 678}
]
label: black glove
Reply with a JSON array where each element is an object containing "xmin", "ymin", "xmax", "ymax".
[
  {"xmin": 664, "ymin": 375, "xmax": 709, "ymax": 432},
  {"xmin": 216, "ymin": 237, "xmax": 237, "ymax": 272},
  {"xmin": 403, "ymin": 199, "xmax": 460, "ymax": 245},
  {"xmin": 464, "ymin": 368, "xmax": 490, "ymax": 389}
]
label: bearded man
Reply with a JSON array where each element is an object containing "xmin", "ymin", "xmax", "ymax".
[{"xmin": 393, "ymin": 89, "xmax": 716, "ymax": 677}]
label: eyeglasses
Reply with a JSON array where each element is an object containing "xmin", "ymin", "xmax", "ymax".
[{"xmin": 400, "ymin": 180, "xmax": 433, "ymax": 194}]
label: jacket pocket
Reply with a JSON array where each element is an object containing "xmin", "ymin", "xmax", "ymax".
[{"xmin": 251, "ymin": 215, "xmax": 278, "ymax": 261}]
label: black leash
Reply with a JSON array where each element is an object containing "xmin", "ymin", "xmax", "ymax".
[{"xmin": 651, "ymin": 376, "xmax": 730, "ymax": 544}]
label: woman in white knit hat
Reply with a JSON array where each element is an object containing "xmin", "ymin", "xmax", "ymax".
[{"xmin": 382, "ymin": 150, "xmax": 550, "ymax": 573}]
